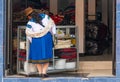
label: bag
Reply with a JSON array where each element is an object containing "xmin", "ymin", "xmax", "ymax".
[
  {"xmin": 24, "ymin": 61, "xmax": 37, "ymax": 74},
  {"xmin": 24, "ymin": 39, "xmax": 37, "ymax": 74}
]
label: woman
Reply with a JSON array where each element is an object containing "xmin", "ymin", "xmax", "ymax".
[{"xmin": 24, "ymin": 7, "xmax": 56, "ymax": 78}]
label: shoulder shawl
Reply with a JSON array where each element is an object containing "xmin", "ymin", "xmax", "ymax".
[{"xmin": 26, "ymin": 17, "xmax": 55, "ymax": 38}]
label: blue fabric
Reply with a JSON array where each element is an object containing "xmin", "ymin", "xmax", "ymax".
[
  {"xmin": 27, "ymin": 24, "xmax": 32, "ymax": 28},
  {"xmin": 29, "ymin": 32, "xmax": 53, "ymax": 63},
  {"xmin": 26, "ymin": 13, "xmax": 53, "ymax": 63},
  {"xmin": 26, "ymin": 14, "xmax": 46, "ymax": 28},
  {"xmin": 39, "ymin": 13, "xmax": 45, "ymax": 19},
  {"xmin": 29, "ymin": 18, "xmax": 36, "ymax": 22},
  {"xmin": 27, "ymin": 13, "xmax": 45, "ymax": 25}
]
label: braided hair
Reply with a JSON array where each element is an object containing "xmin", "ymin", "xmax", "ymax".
[{"xmin": 29, "ymin": 11, "xmax": 45, "ymax": 27}]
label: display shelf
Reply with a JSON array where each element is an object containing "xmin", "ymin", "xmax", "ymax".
[{"xmin": 17, "ymin": 26, "xmax": 79, "ymax": 75}]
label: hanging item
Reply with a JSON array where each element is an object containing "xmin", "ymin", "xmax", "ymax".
[
  {"xmin": 85, "ymin": 21, "xmax": 109, "ymax": 55},
  {"xmin": 24, "ymin": 61, "xmax": 38, "ymax": 74},
  {"xmin": 23, "ymin": 40, "xmax": 37, "ymax": 74},
  {"xmin": 19, "ymin": 50, "xmax": 26, "ymax": 61},
  {"xmin": 55, "ymin": 48, "xmax": 77, "ymax": 60}
]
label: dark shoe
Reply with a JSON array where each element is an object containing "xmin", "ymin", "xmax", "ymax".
[
  {"xmin": 39, "ymin": 74, "xmax": 42, "ymax": 77},
  {"xmin": 42, "ymin": 74, "xmax": 49, "ymax": 78}
]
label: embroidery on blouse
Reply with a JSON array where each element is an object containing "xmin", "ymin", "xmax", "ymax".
[{"xmin": 26, "ymin": 14, "xmax": 55, "ymax": 38}]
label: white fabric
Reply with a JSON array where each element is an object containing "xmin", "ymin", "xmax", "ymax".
[
  {"xmin": 26, "ymin": 14, "xmax": 56, "ymax": 42},
  {"xmin": 24, "ymin": 61, "xmax": 38, "ymax": 74}
]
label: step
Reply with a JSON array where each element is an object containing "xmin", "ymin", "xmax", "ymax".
[
  {"xmin": 79, "ymin": 61, "xmax": 112, "ymax": 70},
  {"xmin": 78, "ymin": 69, "xmax": 113, "ymax": 77}
]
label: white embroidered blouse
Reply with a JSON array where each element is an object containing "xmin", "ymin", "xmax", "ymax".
[{"xmin": 25, "ymin": 14, "xmax": 56, "ymax": 42}]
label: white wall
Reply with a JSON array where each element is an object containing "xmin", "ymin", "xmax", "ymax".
[
  {"xmin": 50, "ymin": 0, "xmax": 58, "ymax": 14},
  {"xmin": 76, "ymin": 0, "xmax": 85, "ymax": 53}
]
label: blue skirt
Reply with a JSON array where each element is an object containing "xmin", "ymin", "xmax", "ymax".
[{"xmin": 28, "ymin": 32, "xmax": 53, "ymax": 64}]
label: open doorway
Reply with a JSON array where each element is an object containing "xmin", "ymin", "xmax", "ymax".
[
  {"xmin": 79, "ymin": 0, "xmax": 116, "ymax": 77},
  {"xmin": 5, "ymin": 0, "xmax": 77, "ymax": 77},
  {"xmin": 4, "ymin": 0, "xmax": 115, "ymax": 77}
]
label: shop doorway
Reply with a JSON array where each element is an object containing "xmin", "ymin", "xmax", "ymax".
[
  {"xmin": 79, "ymin": 0, "xmax": 116, "ymax": 77},
  {"xmin": 4, "ymin": 0, "xmax": 115, "ymax": 77}
]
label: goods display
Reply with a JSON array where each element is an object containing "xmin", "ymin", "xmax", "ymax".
[
  {"xmin": 17, "ymin": 26, "xmax": 79, "ymax": 75},
  {"xmin": 85, "ymin": 21, "xmax": 110, "ymax": 55}
]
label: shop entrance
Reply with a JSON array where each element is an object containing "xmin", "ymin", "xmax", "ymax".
[
  {"xmin": 78, "ymin": 0, "xmax": 116, "ymax": 77},
  {"xmin": 4, "ymin": 0, "xmax": 115, "ymax": 77}
]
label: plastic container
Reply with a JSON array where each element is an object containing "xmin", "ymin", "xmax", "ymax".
[
  {"xmin": 65, "ymin": 62, "xmax": 76, "ymax": 69},
  {"xmin": 55, "ymin": 59, "xmax": 66, "ymax": 69}
]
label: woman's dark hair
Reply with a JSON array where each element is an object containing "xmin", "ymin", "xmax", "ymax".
[{"xmin": 29, "ymin": 11, "xmax": 44, "ymax": 27}]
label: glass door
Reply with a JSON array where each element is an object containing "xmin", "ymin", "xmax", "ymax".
[
  {"xmin": 5, "ymin": 0, "xmax": 13, "ymax": 75},
  {"xmin": 112, "ymin": 0, "xmax": 116, "ymax": 75},
  {"xmin": 5, "ymin": 0, "xmax": 28, "ymax": 76}
]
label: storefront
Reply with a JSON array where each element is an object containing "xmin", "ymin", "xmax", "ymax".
[{"xmin": 0, "ymin": 0, "xmax": 120, "ymax": 82}]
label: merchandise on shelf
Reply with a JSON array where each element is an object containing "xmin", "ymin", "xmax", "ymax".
[
  {"xmin": 85, "ymin": 21, "xmax": 110, "ymax": 55},
  {"xmin": 17, "ymin": 26, "xmax": 78, "ymax": 75}
]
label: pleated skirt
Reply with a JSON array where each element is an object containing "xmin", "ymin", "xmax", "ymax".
[{"xmin": 28, "ymin": 32, "xmax": 53, "ymax": 64}]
